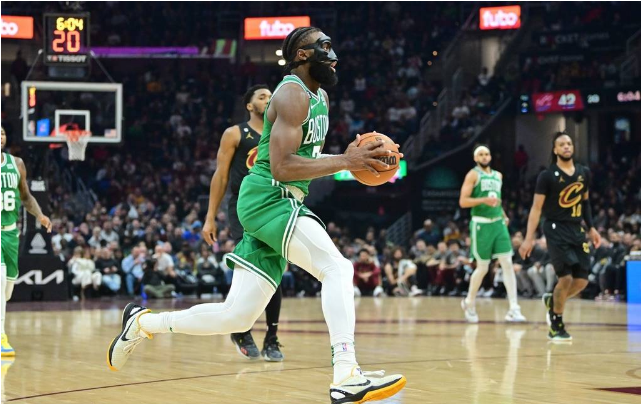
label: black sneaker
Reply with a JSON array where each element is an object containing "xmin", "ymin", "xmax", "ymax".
[
  {"xmin": 542, "ymin": 293, "xmax": 553, "ymax": 326},
  {"xmin": 548, "ymin": 324, "xmax": 572, "ymax": 341},
  {"xmin": 262, "ymin": 335, "xmax": 284, "ymax": 362},
  {"xmin": 230, "ymin": 332, "xmax": 260, "ymax": 360},
  {"xmin": 548, "ymin": 313, "xmax": 572, "ymax": 342}
]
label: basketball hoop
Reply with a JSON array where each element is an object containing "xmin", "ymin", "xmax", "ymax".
[{"xmin": 62, "ymin": 130, "xmax": 91, "ymax": 161}]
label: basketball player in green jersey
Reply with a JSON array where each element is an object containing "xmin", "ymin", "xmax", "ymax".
[
  {"xmin": 108, "ymin": 27, "xmax": 407, "ymax": 403},
  {"xmin": 201, "ymin": 84, "xmax": 286, "ymax": 362},
  {"xmin": 1, "ymin": 127, "xmax": 52, "ymax": 356},
  {"xmin": 459, "ymin": 145, "xmax": 526, "ymax": 323}
]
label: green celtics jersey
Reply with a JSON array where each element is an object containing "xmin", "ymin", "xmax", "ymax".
[
  {"xmin": 1, "ymin": 153, "xmax": 21, "ymax": 226},
  {"xmin": 470, "ymin": 167, "xmax": 502, "ymax": 219},
  {"xmin": 250, "ymin": 74, "xmax": 329, "ymax": 196}
]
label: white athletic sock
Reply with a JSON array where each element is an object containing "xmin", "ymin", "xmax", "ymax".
[
  {"xmin": 466, "ymin": 261, "xmax": 489, "ymax": 308},
  {"xmin": 287, "ymin": 217, "xmax": 358, "ymax": 384},
  {"xmin": 139, "ymin": 268, "xmax": 273, "ymax": 335},
  {"xmin": 498, "ymin": 256, "xmax": 519, "ymax": 310}
]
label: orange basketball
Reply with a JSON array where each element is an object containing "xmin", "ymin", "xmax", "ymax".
[{"xmin": 350, "ymin": 132, "xmax": 401, "ymax": 186}]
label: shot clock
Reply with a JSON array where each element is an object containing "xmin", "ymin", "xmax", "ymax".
[{"xmin": 43, "ymin": 13, "xmax": 90, "ymax": 66}]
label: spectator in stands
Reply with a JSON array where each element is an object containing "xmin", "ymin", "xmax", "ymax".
[
  {"xmin": 353, "ymin": 249, "xmax": 383, "ymax": 297},
  {"xmin": 100, "ymin": 221, "xmax": 120, "ymax": 244},
  {"xmin": 52, "ymin": 223, "xmax": 73, "ymax": 251},
  {"xmin": 69, "ymin": 247, "xmax": 102, "ymax": 301},
  {"xmin": 153, "ymin": 243, "xmax": 176, "ymax": 283},
  {"xmin": 196, "ymin": 245, "xmax": 228, "ymax": 297},
  {"xmin": 141, "ymin": 258, "xmax": 175, "ymax": 299},
  {"xmin": 434, "ymin": 240, "xmax": 468, "ymax": 296},
  {"xmin": 182, "ymin": 221, "xmax": 202, "ymax": 246},
  {"xmin": 122, "ymin": 246, "xmax": 146, "ymax": 296},
  {"xmin": 526, "ymin": 237, "xmax": 556, "ymax": 297},
  {"xmin": 88, "ymin": 227, "xmax": 102, "ymax": 249},
  {"xmin": 95, "ymin": 247, "xmax": 122, "ymax": 295},
  {"xmin": 384, "ymin": 247, "xmax": 418, "ymax": 296},
  {"xmin": 415, "ymin": 219, "xmax": 440, "ymax": 247},
  {"xmin": 594, "ymin": 232, "xmax": 628, "ymax": 301},
  {"xmin": 510, "ymin": 234, "xmax": 535, "ymax": 297}
]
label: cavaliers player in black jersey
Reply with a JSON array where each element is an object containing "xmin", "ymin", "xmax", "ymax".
[
  {"xmin": 202, "ymin": 85, "xmax": 284, "ymax": 361},
  {"xmin": 519, "ymin": 132, "xmax": 601, "ymax": 341}
]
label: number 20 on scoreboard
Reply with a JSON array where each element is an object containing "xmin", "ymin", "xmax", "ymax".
[{"xmin": 43, "ymin": 13, "xmax": 90, "ymax": 66}]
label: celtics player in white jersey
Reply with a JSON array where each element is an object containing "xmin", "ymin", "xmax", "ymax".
[
  {"xmin": 108, "ymin": 27, "xmax": 406, "ymax": 403},
  {"xmin": 459, "ymin": 145, "xmax": 525, "ymax": 323},
  {"xmin": 1, "ymin": 127, "xmax": 52, "ymax": 357}
]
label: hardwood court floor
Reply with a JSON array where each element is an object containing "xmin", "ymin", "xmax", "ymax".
[{"xmin": 2, "ymin": 296, "xmax": 640, "ymax": 404}]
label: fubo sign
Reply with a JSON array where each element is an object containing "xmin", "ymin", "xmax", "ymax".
[
  {"xmin": 479, "ymin": 6, "xmax": 521, "ymax": 30},
  {"xmin": 245, "ymin": 16, "xmax": 310, "ymax": 40}
]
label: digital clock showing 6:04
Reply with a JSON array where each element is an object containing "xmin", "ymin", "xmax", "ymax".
[{"xmin": 43, "ymin": 13, "xmax": 90, "ymax": 66}]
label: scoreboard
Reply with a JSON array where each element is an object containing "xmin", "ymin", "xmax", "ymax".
[
  {"xmin": 522, "ymin": 88, "xmax": 641, "ymax": 114},
  {"xmin": 43, "ymin": 13, "xmax": 90, "ymax": 66},
  {"xmin": 532, "ymin": 90, "xmax": 584, "ymax": 113}
]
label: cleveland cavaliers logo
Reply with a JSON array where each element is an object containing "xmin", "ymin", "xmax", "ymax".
[
  {"xmin": 246, "ymin": 147, "xmax": 258, "ymax": 169},
  {"xmin": 558, "ymin": 181, "xmax": 584, "ymax": 208}
]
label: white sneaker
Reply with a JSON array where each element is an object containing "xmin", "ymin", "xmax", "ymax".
[
  {"xmin": 461, "ymin": 299, "xmax": 479, "ymax": 323},
  {"xmin": 505, "ymin": 307, "xmax": 527, "ymax": 322},
  {"xmin": 107, "ymin": 303, "xmax": 153, "ymax": 371},
  {"xmin": 409, "ymin": 285, "xmax": 424, "ymax": 297},
  {"xmin": 353, "ymin": 286, "xmax": 362, "ymax": 297},
  {"xmin": 373, "ymin": 285, "xmax": 385, "ymax": 297},
  {"xmin": 329, "ymin": 367, "xmax": 406, "ymax": 403},
  {"xmin": 482, "ymin": 288, "xmax": 494, "ymax": 298}
]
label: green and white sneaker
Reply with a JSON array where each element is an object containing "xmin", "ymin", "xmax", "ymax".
[
  {"xmin": 329, "ymin": 367, "xmax": 406, "ymax": 403},
  {"xmin": 107, "ymin": 303, "xmax": 153, "ymax": 371}
]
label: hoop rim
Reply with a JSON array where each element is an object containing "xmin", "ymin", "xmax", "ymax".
[{"xmin": 62, "ymin": 130, "xmax": 92, "ymax": 142}]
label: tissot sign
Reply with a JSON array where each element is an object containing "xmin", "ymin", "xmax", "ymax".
[
  {"xmin": 479, "ymin": 6, "xmax": 521, "ymax": 30},
  {"xmin": 244, "ymin": 16, "xmax": 310, "ymax": 40},
  {"xmin": 1, "ymin": 15, "xmax": 34, "ymax": 39}
]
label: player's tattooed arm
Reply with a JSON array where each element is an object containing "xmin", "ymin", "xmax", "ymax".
[
  {"xmin": 269, "ymin": 84, "xmax": 387, "ymax": 181},
  {"xmin": 15, "ymin": 157, "xmax": 52, "ymax": 232}
]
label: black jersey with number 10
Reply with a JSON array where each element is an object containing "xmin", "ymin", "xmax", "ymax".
[{"xmin": 534, "ymin": 163, "xmax": 590, "ymax": 223}]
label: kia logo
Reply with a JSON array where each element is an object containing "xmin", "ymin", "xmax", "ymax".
[{"xmin": 1, "ymin": 19, "xmax": 18, "ymax": 36}]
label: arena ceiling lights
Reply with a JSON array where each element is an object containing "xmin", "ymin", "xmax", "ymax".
[{"xmin": 479, "ymin": 6, "xmax": 521, "ymax": 30}]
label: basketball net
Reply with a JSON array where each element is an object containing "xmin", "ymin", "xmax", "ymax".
[{"xmin": 62, "ymin": 130, "xmax": 91, "ymax": 161}]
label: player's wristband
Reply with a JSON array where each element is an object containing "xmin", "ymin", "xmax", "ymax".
[{"xmin": 582, "ymin": 199, "xmax": 594, "ymax": 229}]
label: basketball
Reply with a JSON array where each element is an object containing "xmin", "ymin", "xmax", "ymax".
[{"xmin": 351, "ymin": 132, "xmax": 401, "ymax": 186}]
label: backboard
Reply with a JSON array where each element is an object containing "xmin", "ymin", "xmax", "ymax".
[{"xmin": 21, "ymin": 81, "xmax": 122, "ymax": 143}]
